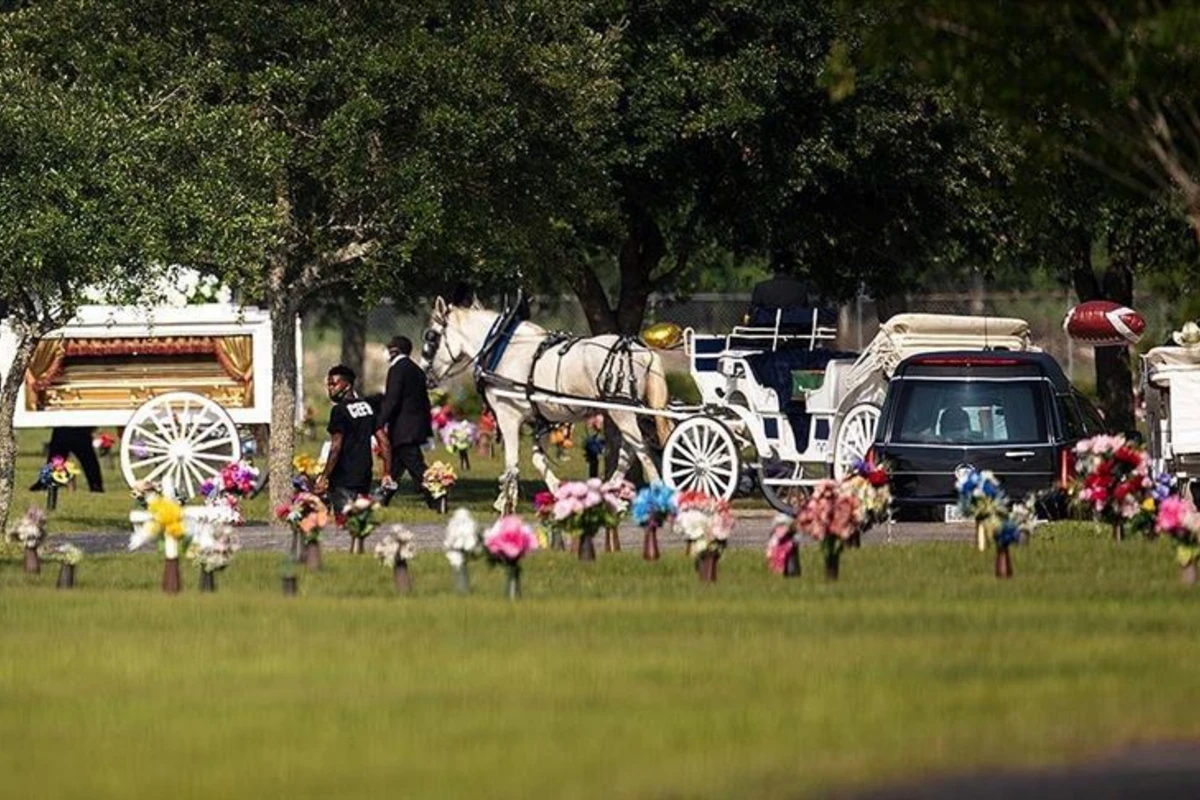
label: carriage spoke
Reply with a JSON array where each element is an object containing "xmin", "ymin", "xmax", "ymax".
[
  {"xmin": 190, "ymin": 458, "xmax": 220, "ymax": 478},
  {"xmin": 193, "ymin": 451, "xmax": 236, "ymax": 463},
  {"xmin": 179, "ymin": 464, "xmax": 199, "ymax": 500},
  {"xmin": 148, "ymin": 415, "xmax": 176, "ymax": 446},
  {"xmin": 189, "ymin": 418, "xmax": 226, "ymax": 447},
  {"xmin": 191, "ymin": 437, "xmax": 238, "ymax": 453},
  {"xmin": 132, "ymin": 427, "xmax": 173, "ymax": 452},
  {"xmin": 708, "ymin": 463, "xmax": 734, "ymax": 479},
  {"xmin": 140, "ymin": 459, "xmax": 173, "ymax": 484},
  {"xmin": 162, "ymin": 405, "xmax": 182, "ymax": 442},
  {"xmin": 674, "ymin": 435, "xmax": 698, "ymax": 463},
  {"xmin": 129, "ymin": 454, "xmax": 170, "ymax": 471},
  {"xmin": 703, "ymin": 434, "xmax": 726, "ymax": 463},
  {"xmin": 130, "ymin": 438, "xmax": 171, "ymax": 455},
  {"xmin": 175, "ymin": 398, "xmax": 192, "ymax": 441},
  {"xmin": 182, "ymin": 460, "xmax": 209, "ymax": 498},
  {"xmin": 161, "ymin": 463, "xmax": 181, "ymax": 498}
]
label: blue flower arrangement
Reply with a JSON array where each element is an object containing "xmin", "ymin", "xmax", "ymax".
[{"xmin": 631, "ymin": 482, "xmax": 678, "ymax": 529}]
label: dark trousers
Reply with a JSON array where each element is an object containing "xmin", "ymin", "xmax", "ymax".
[
  {"xmin": 392, "ymin": 443, "xmax": 428, "ymax": 496},
  {"xmin": 329, "ymin": 485, "xmax": 368, "ymax": 518},
  {"xmin": 48, "ymin": 427, "xmax": 104, "ymax": 492}
]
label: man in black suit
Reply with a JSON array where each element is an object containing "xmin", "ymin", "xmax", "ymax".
[
  {"xmin": 377, "ymin": 335, "xmax": 434, "ymax": 504},
  {"xmin": 750, "ymin": 268, "xmax": 816, "ymax": 311}
]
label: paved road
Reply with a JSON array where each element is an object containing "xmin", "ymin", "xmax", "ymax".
[{"xmin": 60, "ymin": 516, "xmax": 977, "ymax": 556}]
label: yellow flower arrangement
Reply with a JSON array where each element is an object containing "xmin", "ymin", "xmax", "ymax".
[
  {"xmin": 146, "ymin": 495, "xmax": 186, "ymax": 540},
  {"xmin": 293, "ymin": 454, "xmax": 318, "ymax": 477}
]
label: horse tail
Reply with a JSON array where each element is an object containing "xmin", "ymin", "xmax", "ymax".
[{"xmin": 645, "ymin": 350, "xmax": 673, "ymax": 446}]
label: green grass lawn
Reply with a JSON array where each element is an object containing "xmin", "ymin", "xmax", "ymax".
[{"xmin": 1, "ymin": 525, "xmax": 1198, "ymax": 799}]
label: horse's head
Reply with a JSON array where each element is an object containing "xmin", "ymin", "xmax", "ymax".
[{"xmin": 419, "ymin": 296, "xmax": 470, "ymax": 386}]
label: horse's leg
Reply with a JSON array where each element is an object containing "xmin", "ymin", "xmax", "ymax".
[
  {"xmin": 529, "ymin": 430, "xmax": 561, "ymax": 494},
  {"xmin": 607, "ymin": 411, "xmax": 661, "ymax": 485},
  {"xmin": 493, "ymin": 402, "xmax": 525, "ymax": 514}
]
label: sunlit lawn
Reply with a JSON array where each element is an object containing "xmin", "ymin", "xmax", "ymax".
[{"xmin": 1, "ymin": 525, "xmax": 1198, "ymax": 799}]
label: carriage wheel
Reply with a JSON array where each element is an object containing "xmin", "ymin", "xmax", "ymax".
[
  {"xmin": 758, "ymin": 461, "xmax": 811, "ymax": 515},
  {"xmin": 661, "ymin": 416, "xmax": 740, "ymax": 501},
  {"xmin": 120, "ymin": 392, "xmax": 241, "ymax": 498},
  {"xmin": 832, "ymin": 403, "xmax": 881, "ymax": 480}
]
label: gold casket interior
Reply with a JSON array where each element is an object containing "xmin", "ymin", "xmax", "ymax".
[{"xmin": 24, "ymin": 336, "xmax": 253, "ymax": 411}]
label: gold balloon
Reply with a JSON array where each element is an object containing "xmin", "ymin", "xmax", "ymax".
[{"xmin": 642, "ymin": 322, "xmax": 683, "ymax": 349}]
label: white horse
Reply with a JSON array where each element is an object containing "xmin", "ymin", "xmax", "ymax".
[{"xmin": 419, "ymin": 296, "xmax": 672, "ymax": 511}]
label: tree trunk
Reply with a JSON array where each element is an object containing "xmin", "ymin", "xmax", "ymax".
[
  {"xmin": 614, "ymin": 203, "xmax": 665, "ymax": 336},
  {"xmin": 0, "ymin": 324, "xmax": 36, "ymax": 533},
  {"xmin": 1070, "ymin": 232, "xmax": 1136, "ymax": 432},
  {"xmin": 339, "ymin": 309, "xmax": 366, "ymax": 381},
  {"xmin": 575, "ymin": 266, "xmax": 617, "ymax": 335},
  {"xmin": 268, "ymin": 261, "xmax": 301, "ymax": 522}
]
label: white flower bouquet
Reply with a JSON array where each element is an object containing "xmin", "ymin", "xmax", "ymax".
[
  {"xmin": 375, "ymin": 527, "xmax": 416, "ymax": 567},
  {"xmin": 187, "ymin": 529, "xmax": 241, "ymax": 573},
  {"xmin": 443, "ymin": 509, "xmax": 481, "ymax": 593},
  {"xmin": 9, "ymin": 507, "xmax": 47, "ymax": 549}
]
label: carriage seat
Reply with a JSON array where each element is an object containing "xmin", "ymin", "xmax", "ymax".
[{"xmin": 745, "ymin": 348, "xmax": 858, "ymax": 445}]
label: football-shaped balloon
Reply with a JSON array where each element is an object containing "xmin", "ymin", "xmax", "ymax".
[
  {"xmin": 642, "ymin": 322, "xmax": 683, "ymax": 349},
  {"xmin": 1063, "ymin": 301, "xmax": 1145, "ymax": 346}
]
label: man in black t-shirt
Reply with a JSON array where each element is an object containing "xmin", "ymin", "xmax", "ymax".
[{"xmin": 315, "ymin": 365, "xmax": 389, "ymax": 516}]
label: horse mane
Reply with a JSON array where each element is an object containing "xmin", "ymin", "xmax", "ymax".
[{"xmin": 455, "ymin": 304, "xmax": 549, "ymax": 337}]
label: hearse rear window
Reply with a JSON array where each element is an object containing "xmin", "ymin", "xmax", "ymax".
[{"xmin": 892, "ymin": 380, "xmax": 1047, "ymax": 445}]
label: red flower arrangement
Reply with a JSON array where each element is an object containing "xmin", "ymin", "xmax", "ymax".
[{"xmin": 1071, "ymin": 435, "xmax": 1158, "ymax": 537}]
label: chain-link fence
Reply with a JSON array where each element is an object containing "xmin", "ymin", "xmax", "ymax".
[{"xmin": 310, "ymin": 290, "xmax": 1176, "ymax": 400}]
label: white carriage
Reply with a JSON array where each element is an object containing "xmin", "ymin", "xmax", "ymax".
[
  {"xmin": 1141, "ymin": 345, "xmax": 1200, "ymax": 487},
  {"xmin": 664, "ymin": 311, "xmax": 1035, "ymax": 511},
  {"xmin": 0, "ymin": 303, "xmax": 293, "ymax": 495}
]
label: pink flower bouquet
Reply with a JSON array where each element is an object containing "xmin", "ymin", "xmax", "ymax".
[
  {"xmin": 766, "ymin": 513, "xmax": 799, "ymax": 576},
  {"xmin": 1154, "ymin": 496, "xmax": 1200, "ymax": 574},
  {"xmin": 198, "ymin": 460, "xmax": 258, "ymax": 525},
  {"xmin": 484, "ymin": 515, "xmax": 539, "ymax": 599},
  {"xmin": 552, "ymin": 479, "xmax": 616, "ymax": 539},
  {"xmin": 795, "ymin": 480, "xmax": 862, "ymax": 579}
]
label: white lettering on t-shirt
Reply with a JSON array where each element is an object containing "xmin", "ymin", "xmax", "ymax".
[{"xmin": 346, "ymin": 401, "xmax": 373, "ymax": 419}]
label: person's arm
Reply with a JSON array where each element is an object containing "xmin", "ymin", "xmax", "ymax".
[
  {"xmin": 314, "ymin": 431, "xmax": 343, "ymax": 495},
  {"xmin": 376, "ymin": 366, "xmax": 401, "ymax": 435},
  {"xmin": 375, "ymin": 428, "xmax": 393, "ymax": 482}
]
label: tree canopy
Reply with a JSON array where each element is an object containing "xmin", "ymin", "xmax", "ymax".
[{"xmin": 865, "ymin": 0, "xmax": 1200, "ymax": 241}]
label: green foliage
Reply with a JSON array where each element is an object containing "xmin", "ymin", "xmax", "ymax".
[{"xmin": 864, "ymin": 1, "xmax": 1200, "ymax": 238}]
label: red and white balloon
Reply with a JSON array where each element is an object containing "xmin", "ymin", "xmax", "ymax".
[{"xmin": 1062, "ymin": 301, "xmax": 1146, "ymax": 346}]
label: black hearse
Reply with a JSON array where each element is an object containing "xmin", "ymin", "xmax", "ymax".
[{"xmin": 871, "ymin": 350, "xmax": 1109, "ymax": 519}]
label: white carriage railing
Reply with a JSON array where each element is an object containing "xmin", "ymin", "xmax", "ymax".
[{"xmin": 726, "ymin": 308, "xmax": 838, "ymax": 352}]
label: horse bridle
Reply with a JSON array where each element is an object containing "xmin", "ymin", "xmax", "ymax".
[{"xmin": 421, "ymin": 307, "xmax": 482, "ymax": 386}]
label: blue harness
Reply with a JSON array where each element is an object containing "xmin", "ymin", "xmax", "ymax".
[{"xmin": 475, "ymin": 307, "xmax": 523, "ymax": 382}]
